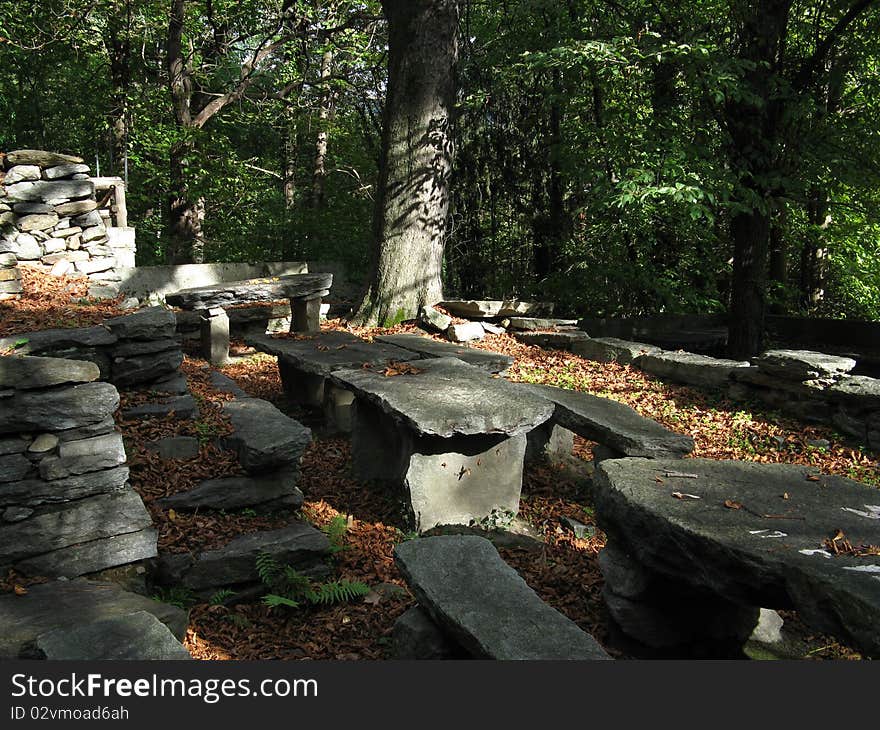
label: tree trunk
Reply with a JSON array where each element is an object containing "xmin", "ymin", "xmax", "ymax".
[
  {"xmin": 104, "ymin": 1, "xmax": 130, "ymax": 177},
  {"xmin": 350, "ymin": 0, "xmax": 459, "ymax": 327},
  {"xmin": 724, "ymin": 0, "xmax": 792, "ymax": 359},
  {"xmin": 800, "ymin": 187, "xmax": 830, "ymax": 311},
  {"xmin": 311, "ymin": 47, "xmax": 335, "ymax": 209},
  {"xmin": 168, "ymin": 139, "xmax": 206, "ymax": 264}
]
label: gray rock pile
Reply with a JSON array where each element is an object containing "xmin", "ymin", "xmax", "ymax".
[
  {"xmin": 0, "ymin": 149, "xmax": 134, "ymax": 292},
  {"xmin": 0, "ymin": 306, "xmax": 184, "ymax": 393},
  {"xmin": 0, "ymin": 250, "xmax": 20, "ymax": 300},
  {"xmin": 0, "ymin": 355, "xmax": 157, "ymax": 578}
]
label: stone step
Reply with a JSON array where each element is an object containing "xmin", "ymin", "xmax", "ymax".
[{"xmin": 394, "ymin": 535, "xmax": 610, "ymax": 659}]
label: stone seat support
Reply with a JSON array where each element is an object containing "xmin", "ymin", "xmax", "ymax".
[
  {"xmin": 331, "ymin": 357, "xmax": 553, "ymax": 531},
  {"xmin": 166, "ymin": 273, "xmax": 332, "ymax": 365}
]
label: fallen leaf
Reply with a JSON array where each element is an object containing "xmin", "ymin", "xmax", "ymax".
[
  {"xmin": 782, "ymin": 492, "xmax": 790, "ymax": 500},
  {"xmin": 724, "ymin": 499, "xmax": 743, "ymax": 510},
  {"xmin": 664, "ymin": 471, "xmax": 699, "ymax": 479},
  {"xmin": 806, "ymin": 475, "xmax": 821, "ymax": 482},
  {"xmin": 13, "ymin": 585, "xmax": 27, "ymax": 596},
  {"xmin": 672, "ymin": 492, "xmax": 701, "ymax": 500}
]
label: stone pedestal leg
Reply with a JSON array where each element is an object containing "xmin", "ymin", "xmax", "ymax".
[
  {"xmin": 200, "ymin": 307, "xmax": 230, "ymax": 366},
  {"xmin": 278, "ymin": 359, "xmax": 326, "ymax": 407},
  {"xmin": 291, "ymin": 296, "xmax": 322, "ymax": 333},
  {"xmin": 525, "ymin": 421, "xmax": 574, "ymax": 464},
  {"xmin": 323, "ymin": 383, "xmax": 356, "ymax": 433}
]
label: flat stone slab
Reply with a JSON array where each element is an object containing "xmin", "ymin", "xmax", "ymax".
[
  {"xmin": 522, "ymin": 383, "xmax": 694, "ymax": 458},
  {"xmin": 638, "ymin": 351, "xmax": 751, "ymax": 388},
  {"xmin": 247, "ymin": 331, "xmax": 418, "ymax": 377},
  {"xmin": 105, "ymin": 306, "xmax": 177, "ymax": 341},
  {"xmin": 166, "ymin": 273, "xmax": 332, "ymax": 310},
  {"xmin": 0, "ymin": 466, "xmax": 130, "ymax": 508},
  {"xmin": 121, "ymin": 395, "xmax": 198, "ymax": 421},
  {"xmin": 221, "ymin": 397, "xmax": 312, "ymax": 472},
  {"xmin": 825, "ymin": 376, "xmax": 880, "ymax": 409},
  {"xmin": 0, "ymin": 579, "xmax": 187, "ymax": 659},
  {"xmin": 0, "ymin": 325, "xmax": 117, "ymax": 355},
  {"xmin": 0, "ymin": 382, "xmax": 119, "ymax": 434},
  {"xmin": 375, "ymin": 333, "xmax": 513, "ymax": 373},
  {"xmin": 395, "ymin": 535, "xmax": 610, "ymax": 659},
  {"xmin": 158, "ymin": 469, "xmax": 303, "ymax": 512},
  {"xmin": 156, "ymin": 522, "xmax": 329, "ymax": 590},
  {"xmin": 754, "ymin": 349, "xmax": 857, "ymax": 381},
  {"xmin": 30, "ymin": 611, "xmax": 191, "ymax": 660},
  {"xmin": 572, "ymin": 337, "xmax": 661, "ymax": 365},
  {"xmin": 440, "ymin": 300, "xmax": 553, "ymax": 318},
  {"xmin": 507, "ymin": 317, "xmax": 578, "ymax": 331},
  {"xmin": 593, "ymin": 457, "xmax": 880, "ymax": 658},
  {"xmin": 513, "ymin": 330, "xmax": 589, "ymax": 350},
  {"xmin": 0, "ymin": 355, "xmax": 100, "ymax": 389},
  {"xmin": 331, "ymin": 357, "xmax": 553, "ymax": 438}
]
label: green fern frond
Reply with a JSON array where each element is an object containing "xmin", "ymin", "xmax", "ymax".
[
  {"xmin": 281, "ymin": 565, "xmax": 313, "ymax": 597},
  {"xmin": 256, "ymin": 552, "xmax": 281, "ymax": 586},
  {"xmin": 307, "ymin": 580, "xmax": 371, "ymax": 605},
  {"xmin": 321, "ymin": 514, "xmax": 349, "ymax": 553},
  {"xmin": 263, "ymin": 593, "xmax": 301, "ymax": 609},
  {"xmin": 209, "ymin": 588, "xmax": 237, "ymax": 606}
]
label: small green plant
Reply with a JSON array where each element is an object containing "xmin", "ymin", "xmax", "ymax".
[
  {"xmin": 256, "ymin": 552, "xmax": 370, "ymax": 610},
  {"xmin": 394, "ymin": 528, "xmax": 420, "ymax": 544},
  {"xmin": 192, "ymin": 420, "xmax": 220, "ymax": 444},
  {"xmin": 238, "ymin": 508, "xmax": 258, "ymax": 518},
  {"xmin": 209, "ymin": 588, "xmax": 237, "ymax": 606},
  {"xmin": 152, "ymin": 586, "xmax": 197, "ymax": 609},
  {"xmin": 471, "ymin": 508, "xmax": 516, "ymax": 531},
  {"xmin": 321, "ymin": 514, "xmax": 349, "ymax": 554}
]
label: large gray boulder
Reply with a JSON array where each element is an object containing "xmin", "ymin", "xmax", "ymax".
[
  {"xmin": 522, "ymin": 383, "xmax": 694, "ymax": 459},
  {"xmin": 594, "ymin": 457, "xmax": 880, "ymax": 658},
  {"xmin": 753, "ymin": 349, "xmax": 857, "ymax": 381},
  {"xmin": 0, "ymin": 578, "xmax": 187, "ymax": 659},
  {"xmin": 158, "ymin": 470, "xmax": 303, "ymax": 512},
  {"xmin": 28, "ymin": 611, "xmax": 191, "ymax": 660},
  {"xmin": 156, "ymin": 523, "xmax": 330, "ymax": 590},
  {"xmin": 376, "ymin": 333, "xmax": 513, "ymax": 373},
  {"xmin": 826, "ymin": 376, "xmax": 880, "ymax": 409},
  {"xmin": 221, "ymin": 398, "xmax": 312, "ymax": 473},
  {"xmin": 638, "ymin": 351, "xmax": 751, "ymax": 388},
  {"xmin": 395, "ymin": 535, "xmax": 610, "ymax": 659},
  {"xmin": 111, "ymin": 349, "xmax": 184, "ymax": 387},
  {"xmin": 0, "ymin": 381, "xmax": 119, "ymax": 434}
]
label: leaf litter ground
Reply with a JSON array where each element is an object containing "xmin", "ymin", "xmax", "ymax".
[{"xmin": 1, "ymin": 273, "xmax": 875, "ymax": 659}]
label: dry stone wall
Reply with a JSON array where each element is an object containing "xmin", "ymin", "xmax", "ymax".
[
  {"xmin": 0, "ymin": 355, "xmax": 156, "ymax": 579},
  {"xmin": 0, "ymin": 149, "xmax": 134, "ymax": 295}
]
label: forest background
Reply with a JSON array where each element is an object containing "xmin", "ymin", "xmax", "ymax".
[{"xmin": 1, "ymin": 0, "xmax": 878, "ymax": 342}]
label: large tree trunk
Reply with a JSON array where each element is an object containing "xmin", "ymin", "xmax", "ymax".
[
  {"xmin": 350, "ymin": 0, "xmax": 459, "ymax": 327},
  {"xmin": 724, "ymin": 0, "xmax": 792, "ymax": 359}
]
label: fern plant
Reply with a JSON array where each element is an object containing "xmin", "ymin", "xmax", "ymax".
[
  {"xmin": 209, "ymin": 588, "xmax": 237, "ymax": 606},
  {"xmin": 321, "ymin": 514, "xmax": 349, "ymax": 554},
  {"xmin": 256, "ymin": 552, "xmax": 369, "ymax": 610}
]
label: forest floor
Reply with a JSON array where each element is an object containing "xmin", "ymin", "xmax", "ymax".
[{"xmin": 2, "ymin": 266, "xmax": 878, "ymax": 660}]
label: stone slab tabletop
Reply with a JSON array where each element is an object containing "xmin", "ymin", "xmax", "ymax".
[
  {"xmin": 375, "ymin": 333, "xmax": 513, "ymax": 373},
  {"xmin": 247, "ymin": 331, "xmax": 419, "ymax": 376},
  {"xmin": 594, "ymin": 457, "xmax": 880, "ymax": 657},
  {"xmin": 522, "ymin": 382, "xmax": 694, "ymax": 458},
  {"xmin": 165, "ymin": 272, "xmax": 332, "ymax": 310},
  {"xmin": 331, "ymin": 356, "xmax": 553, "ymax": 438}
]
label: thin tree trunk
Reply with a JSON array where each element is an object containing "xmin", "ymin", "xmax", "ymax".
[
  {"xmin": 311, "ymin": 47, "xmax": 335, "ymax": 209},
  {"xmin": 350, "ymin": 0, "xmax": 459, "ymax": 327},
  {"xmin": 104, "ymin": 0, "xmax": 130, "ymax": 177}
]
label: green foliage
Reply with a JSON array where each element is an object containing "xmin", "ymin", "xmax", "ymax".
[
  {"xmin": 256, "ymin": 552, "xmax": 370, "ymax": 610},
  {"xmin": 152, "ymin": 586, "xmax": 197, "ymax": 610},
  {"xmin": 321, "ymin": 514, "xmax": 349, "ymax": 554},
  {"xmin": 209, "ymin": 588, "xmax": 238, "ymax": 606}
]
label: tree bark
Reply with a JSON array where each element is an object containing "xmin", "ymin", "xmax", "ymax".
[
  {"xmin": 350, "ymin": 0, "xmax": 459, "ymax": 327},
  {"xmin": 311, "ymin": 47, "xmax": 335, "ymax": 209},
  {"xmin": 104, "ymin": 0, "xmax": 130, "ymax": 177}
]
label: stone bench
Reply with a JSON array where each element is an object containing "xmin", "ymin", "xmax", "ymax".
[
  {"xmin": 394, "ymin": 535, "xmax": 610, "ymax": 659},
  {"xmin": 375, "ymin": 333, "xmax": 513, "ymax": 373},
  {"xmin": 166, "ymin": 272, "xmax": 332, "ymax": 365},
  {"xmin": 521, "ymin": 383, "xmax": 695, "ymax": 463},
  {"xmin": 247, "ymin": 331, "xmax": 419, "ymax": 431},
  {"xmin": 593, "ymin": 457, "xmax": 880, "ymax": 658},
  {"xmin": 331, "ymin": 357, "xmax": 553, "ymax": 531}
]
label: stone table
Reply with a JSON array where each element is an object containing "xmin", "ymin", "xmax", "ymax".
[
  {"xmin": 375, "ymin": 333, "xmax": 513, "ymax": 373},
  {"xmin": 247, "ymin": 331, "xmax": 420, "ymax": 431},
  {"xmin": 593, "ymin": 457, "xmax": 880, "ymax": 657},
  {"xmin": 330, "ymin": 357, "xmax": 554, "ymax": 531},
  {"xmin": 165, "ymin": 273, "xmax": 332, "ymax": 365}
]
